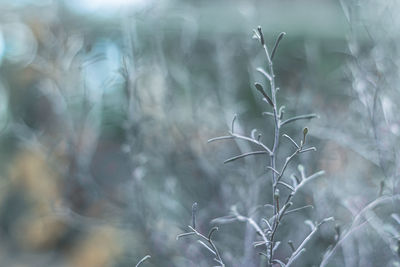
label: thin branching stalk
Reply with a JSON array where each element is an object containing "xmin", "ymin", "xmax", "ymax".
[
  {"xmin": 286, "ymin": 217, "xmax": 334, "ymax": 266},
  {"xmin": 177, "ymin": 204, "xmax": 225, "ymax": 267},
  {"xmin": 254, "ymin": 27, "xmax": 327, "ymax": 266},
  {"xmin": 198, "ymin": 25, "xmax": 331, "ymax": 267}
]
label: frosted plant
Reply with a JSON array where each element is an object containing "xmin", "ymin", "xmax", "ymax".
[{"xmin": 178, "ymin": 26, "xmax": 333, "ymax": 267}]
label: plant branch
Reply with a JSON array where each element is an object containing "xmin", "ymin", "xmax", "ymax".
[
  {"xmin": 231, "ymin": 208, "xmax": 270, "ymax": 248},
  {"xmin": 135, "ymin": 255, "xmax": 151, "ymax": 267},
  {"xmin": 224, "ymin": 151, "xmax": 269, "ymax": 164},
  {"xmin": 208, "ymin": 131, "xmax": 272, "ymax": 155},
  {"xmin": 282, "ymin": 134, "xmax": 299, "ymax": 149},
  {"xmin": 177, "ymin": 225, "xmax": 225, "ymax": 267},
  {"xmin": 286, "ymin": 217, "xmax": 334, "ymax": 267},
  {"xmin": 280, "ymin": 114, "xmax": 318, "ymax": 127}
]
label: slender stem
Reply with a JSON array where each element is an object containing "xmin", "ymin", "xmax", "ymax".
[
  {"xmin": 234, "ymin": 210, "xmax": 270, "ymax": 248},
  {"xmin": 135, "ymin": 255, "xmax": 151, "ymax": 267},
  {"xmin": 286, "ymin": 217, "xmax": 334, "ymax": 267},
  {"xmin": 262, "ymin": 37, "xmax": 317, "ymax": 265},
  {"xmin": 260, "ymin": 37, "xmax": 281, "ymax": 267},
  {"xmin": 284, "ymin": 205, "xmax": 313, "ymax": 215},
  {"xmin": 275, "ymin": 150, "xmax": 300, "ymax": 185},
  {"xmin": 280, "ymin": 114, "xmax": 318, "ymax": 127},
  {"xmin": 186, "ymin": 226, "xmax": 225, "ymax": 266},
  {"xmin": 282, "ymin": 134, "xmax": 300, "ymax": 149},
  {"xmin": 208, "ymin": 133, "xmax": 272, "ymax": 155},
  {"xmin": 224, "ymin": 151, "xmax": 269, "ymax": 164},
  {"xmin": 230, "ymin": 132, "xmax": 272, "ymax": 154}
]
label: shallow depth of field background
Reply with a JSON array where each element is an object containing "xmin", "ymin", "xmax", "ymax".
[{"xmin": 0, "ymin": 0, "xmax": 399, "ymax": 266}]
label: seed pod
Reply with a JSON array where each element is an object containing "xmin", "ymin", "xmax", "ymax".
[
  {"xmin": 303, "ymin": 127, "xmax": 308, "ymax": 136},
  {"xmin": 255, "ymin": 82, "xmax": 274, "ymax": 107},
  {"xmin": 257, "ymin": 26, "xmax": 265, "ymax": 45},
  {"xmin": 271, "ymin": 32, "xmax": 286, "ymax": 60},
  {"xmin": 302, "ymin": 127, "xmax": 308, "ymax": 145}
]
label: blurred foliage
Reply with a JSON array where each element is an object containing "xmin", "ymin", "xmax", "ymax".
[{"xmin": 0, "ymin": 0, "xmax": 399, "ymax": 266}]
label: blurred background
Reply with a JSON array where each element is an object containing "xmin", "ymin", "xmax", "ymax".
[{"xmin": 0, "ymin": 0, "xmax": 399, "ymax": 266}]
